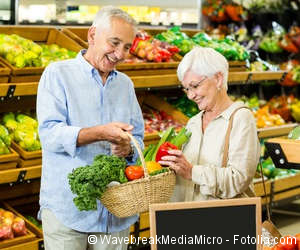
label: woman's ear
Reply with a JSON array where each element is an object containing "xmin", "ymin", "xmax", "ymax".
[
  {"xmin": 87, "ymin": 26, "xmax": 96, "ymax": 46},
  {"xmin": 215, "ymin": 72, "xmax": 224, "ymax": 89}
]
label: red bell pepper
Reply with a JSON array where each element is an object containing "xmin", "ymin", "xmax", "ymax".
[{"xmin": 155, "ymin": 142, "xmax": 178, "ymax": 162}]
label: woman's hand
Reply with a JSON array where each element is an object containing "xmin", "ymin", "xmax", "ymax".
[{"xmin": 158, "ymin": 150, "xmax": 193, "ymax": 180}]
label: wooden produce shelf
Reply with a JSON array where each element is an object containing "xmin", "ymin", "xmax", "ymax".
[
  {"xmin": 0, "ymin": 203, "xmax": 37, "ymax": 249},
  {"xmin": 130, "ymin": 71, "xmax": 287, "ymax": 89},
  {"xmin": 0, "ymin": 147, "xmax": 19, "ymax": 171},
  {"xmin": 0, "ymin": 82, "xmax": 39, "ymax": 97},
  {"xmin": 257, "ymin": 123, "xmax": 298, "ymax": 139},
  {"xmin": 228, "ymin": 71, "xmax": 286, "ymax": 84},
  {"xmin": 0, "ymin": 165, "xmax": 41, "ymax": 185},
  {"xmin": 0, "ymin": 25, "xmax": 84, "ymax": 82},
  {"xmin": 11, "ymin": 141, "xmax": 42, "ymax": 160},
  {"xmin": 272, "ymin": 174, "xmax": 300, "ymax": 202},
  {"xmin": 265, "ymin": 137, "xmax": 300, "ymax": 170},
  {"xmin": 0, "ymin": 61, "xmax": 11, "ymax": 83},
  {"xmin": 4, "ymin": 202, "xmax": 43, "ymax": 239}
]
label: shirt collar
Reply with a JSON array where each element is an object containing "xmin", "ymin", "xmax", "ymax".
[
  {"xmin": 199, "ymin": 101, "xmax": 246, "ymax": 121},
  {"xmin": 76, "ymin": 49, "xmax": 117, "ymax": 79}
]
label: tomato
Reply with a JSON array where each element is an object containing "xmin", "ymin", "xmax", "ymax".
[
  {"xmin": 276, "ymin": 236, "xmax": 297, "ymax": 250},
  {"xmin": 125, "ymin": 166, "xmax": 144, "ymax": 181}
]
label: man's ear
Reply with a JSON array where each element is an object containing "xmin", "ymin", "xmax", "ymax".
[
  {"xmin": 87, "ymin": 26, "xmax": 96, "ymax": 46},
  {"xmin": 215, "ymin": 72, "xmax": 224, "ymax": 89}
]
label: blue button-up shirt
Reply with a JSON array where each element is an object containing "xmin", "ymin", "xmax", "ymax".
[{"xmin": 36, "ymin": 50, "xmax": 144, "ymax": 233}]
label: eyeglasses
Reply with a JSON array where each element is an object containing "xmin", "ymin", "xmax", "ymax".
[{"xmin": 182, "ymin": 76, "xmax": 208, "ymax": 94}]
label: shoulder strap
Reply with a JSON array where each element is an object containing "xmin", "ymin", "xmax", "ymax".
[
  {"xmin": 221, "ymin": 106, "xmax": 251, "ymax": 168},
  {"xmin": 221, "ymin": 106, "xmax": 257, "ymax": 198}
]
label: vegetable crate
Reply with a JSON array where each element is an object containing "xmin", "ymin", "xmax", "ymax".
[
  {"xmin": 0, "ymin": 147, "xmax": 19, "ymax": 171},
  {"xmin": 0, "ymin": 202, "xmax": 39, "ymax": 249},
  {"xmin": 141, "ymin": 94, "xmax": 189, "ymax": 146},
  {"xmin": 61, "ymin": 27, "xmax": 246, "ymax": 76},
  {"xmin": 0, "ymin": 61, "xmax": 10, "ymax": 83},
  {"xmin": 11, "ymin": 141, "xmax": 42, "ymax": 168},
  {"xmin": 0, "ymin": 25, "xmax": 84, "ymax": 83},
  {"xmin": 2, "ymin": 201, "xmax": 43, "ymax": 250}
]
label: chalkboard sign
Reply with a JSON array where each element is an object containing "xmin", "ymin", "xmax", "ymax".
[{"xmin": 149, "ymin": 198, "xmax": 262, "ymax": 250}]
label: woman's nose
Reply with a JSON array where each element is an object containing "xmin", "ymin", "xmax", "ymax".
[{"xmin": 187, "ymin": 90, "xmax": 196, "ymax": 100}]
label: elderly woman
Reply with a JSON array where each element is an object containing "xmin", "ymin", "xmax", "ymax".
[{"xmin": 159, "ymin": 47, "xmax": 260, "ymax": 201}]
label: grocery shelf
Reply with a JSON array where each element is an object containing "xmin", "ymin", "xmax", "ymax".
[
  {"xmin": 228, "ymin": 71, "xmax": 287, "ymax": 84},
  {"xmin": 265, "ymin": 137, "xmax": 300, "ymax": 170},
  {"xmin": 0, "ymin": 82, "xmax": 38, "ymax": 97},
  {"xmin": 0, "ymin": 165, "xmax": 41, "ymax": 185},
  {"xmin": 0, "ymin": 71, "xmax": 287, "ymax": 94},
  {"xmin": 257, "ymin": 123, "xmax": 298, "ymax": 139}
]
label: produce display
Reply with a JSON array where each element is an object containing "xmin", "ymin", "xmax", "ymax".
[
  {"xmin": 0, "ymin": 34, "xmax": 77, "ymax": 68},
  {"xmin": 143, "ymin": 107, "xmax": 184, "ymax": 134},
  {"xmin": 25, "ymin": 215, "xmax": 42, "ymax": 229},
  {"xmin": 2, "ymin": 112, "xmax": 41, "ymax": 151},
  {"xmin": 0, "ymin": 208, "xmax": 27, "ymax": 240},
  {"xmin": 259, "ymin": 157, "xmax": 299, "ymax": 180},
  {"xmin": 0, "ymin": 125, "xmax": 11, "ymax": 155},
  {"xmin": 129, "ymin": 30, "xmax": 179, "ymax": 62},
  {"xmin": 192, "ymin": 32, "xmax": 250, "ymax": 61},
  {"xmin": 155, "ymin": 26, "xmax": 249, "ymax": 60},
  {"xmin": 202, "ymin": 0, "xmax": 249, "ymax": 23},
  {"xmin": 155, "ymin": 27, "xmax": 196, "ymax": 56},
  {"xmin": 167, "ymin": 95, "xmax": 199, "ymax": 118}
]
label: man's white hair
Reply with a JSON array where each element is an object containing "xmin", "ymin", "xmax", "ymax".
[
  {"xmin": 92, "ymin": 6, "xmax": 137, "ymax": 31},
  {"xmin": 177, "ymin": 47, "xmax": 229, "ymax": 90}
]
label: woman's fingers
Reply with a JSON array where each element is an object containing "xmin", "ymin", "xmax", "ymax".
[
  {"xmin": 161, "ymin": 155, "xmax": 178, "ymax": 162},
  {"xmin": 167, "ymin": 149, "xmax": 182, "ymax": 156},
  {"xmin": 158, "ymin": 160, "xmax": 172, "ymax": 166}
]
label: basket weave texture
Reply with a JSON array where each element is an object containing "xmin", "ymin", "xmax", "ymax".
[{"xmin": 100, "ymin": 133, "xmax": 176, "ymax": 218}]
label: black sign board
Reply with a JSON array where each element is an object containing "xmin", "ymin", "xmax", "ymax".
[{"xmin": 150, "ymin": 198, "xmax": 262, "ymax": 250}]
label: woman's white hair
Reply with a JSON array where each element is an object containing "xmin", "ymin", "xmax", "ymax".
[
  {"xmin": 92, "ymin": 6, "xmax": 137, "ymax": 31},
  {"xmin": 177, "ymin": 47, "xmax": 229, "ymax": 90}
]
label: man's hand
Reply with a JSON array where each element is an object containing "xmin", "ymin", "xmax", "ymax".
[
  {"xmin": 100, "ymin": 122, "xmax": 133, "ymax": 144},
  {"xmin": 111, "ymin": 142, "xmax": 132, "ymax": 157},
  {"xmin": 77, "ymin": 122, "xmax": 133, "ymax": 146}
]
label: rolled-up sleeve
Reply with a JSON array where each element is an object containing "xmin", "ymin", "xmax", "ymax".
[
  {"xmin": 191, "ymin": 110, "xmax": 260, "ymax": 198},
  {"xmin": 37, "ymin": 65, "xmax": 82, "ymax": 157}
]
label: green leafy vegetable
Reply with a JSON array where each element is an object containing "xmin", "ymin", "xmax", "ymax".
[{"xmin": 68, "ymin": 154, "xmax": 128, "ymax": 211}]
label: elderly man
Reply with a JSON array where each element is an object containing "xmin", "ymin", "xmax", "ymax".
[{"xmin": 36, "ymin": 6, "xmax": 144, "ymax": 250}]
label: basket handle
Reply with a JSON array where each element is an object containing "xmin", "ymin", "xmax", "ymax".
[{"xmin": 126, "ymin": 132, "xmax": 149, "ymax": 178}]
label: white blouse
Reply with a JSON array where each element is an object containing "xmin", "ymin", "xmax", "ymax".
[{"xmin": 170, "ymin": 101, "xmax": 260, "ymax": 202}]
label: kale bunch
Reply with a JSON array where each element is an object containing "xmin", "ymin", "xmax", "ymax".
[{"xmin": 68, "ymin": 154, "xmax": 128, "ymax": 211}]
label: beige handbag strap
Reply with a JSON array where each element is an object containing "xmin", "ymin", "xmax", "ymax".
[
  {"xmin": 221, "ymin": 106, "xmax": 257, "ymax": 198},
  {"xmin": 222, "ymin": 106, "xmax": 251, "ymax": 168}
]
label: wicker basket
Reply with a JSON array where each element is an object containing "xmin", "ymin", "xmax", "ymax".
[{"xmin": 100, "ymin": 133, "xmax": 176, "ymax": 218}]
